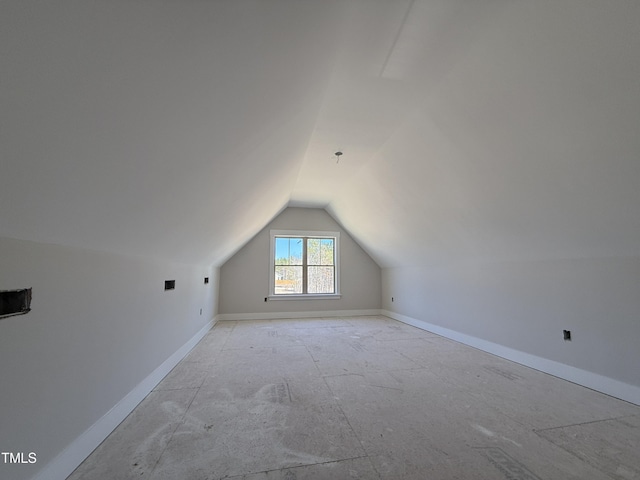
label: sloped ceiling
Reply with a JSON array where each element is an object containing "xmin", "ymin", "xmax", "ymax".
[{"xmin": 2, "ymin": 1, "xmax": 639, "ymax": 268}]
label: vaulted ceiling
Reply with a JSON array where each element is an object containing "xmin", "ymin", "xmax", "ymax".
[{"xmin": 2, "ymin": 1, "xmax": 639, "ymax": 268}]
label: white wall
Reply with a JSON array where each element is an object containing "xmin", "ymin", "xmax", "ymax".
[
  {"xmin": 382, "ymin": 256, "xmax": 640, "ymax": 403},
  {"xmin": 0, "ymin": 236, "xmax": 218, "ymax": 480},
  {"xmin": 219, "ymin": 207, "xmax": 381, "ymax": 316}
]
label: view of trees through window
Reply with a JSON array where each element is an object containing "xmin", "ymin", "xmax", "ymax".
[{"xmin": 274, "ymin": 237, "xmax": 335, "ymax": 294}]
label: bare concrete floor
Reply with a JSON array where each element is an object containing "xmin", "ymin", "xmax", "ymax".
[{"xmin": 67, "ymin": 316, "xmax": 640, "ymax": 480}]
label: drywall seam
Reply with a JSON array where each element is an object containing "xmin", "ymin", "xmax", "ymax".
[
  {"xmin": 217, "ymin": 309, "xmax": 382, "ymax": 321},
  {"xmin": 30, "ymin": 316, "xmax": 217, "ymax": 480},
  {"xmin": 381, "ymin": 309, "xmax": 640, "ymax": 406}
]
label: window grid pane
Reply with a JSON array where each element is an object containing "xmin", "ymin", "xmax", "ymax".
[
  {"xmin": 275, "ymin": 237, "xmax": 303, "ymax": 266},
  {"xmin": 307, "ymin": 238, "xmax": 321, "ymax": 265},
  {"xmin": 307, "ymin": 238, "xmax": 334, "ymax": 266},
  {"xmin": 319, "ymin": 239, "xmax": 334, "ymax": 265},
  {"xmin": 274, "ymin": 265, "xmax": 303, "ymax": 294},
  {"xmin": 307, "ymin": 266, "xmax": 335, "ymax": 294}
]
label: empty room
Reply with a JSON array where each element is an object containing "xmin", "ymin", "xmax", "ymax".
[{"xmin": 1, "ymin": 1, "xmax": 639, "ymax": 479}]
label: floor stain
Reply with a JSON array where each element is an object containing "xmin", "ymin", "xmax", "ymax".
[{"xmin": 475, "ymin": 447, "xmax": 542, "ymax": 480}]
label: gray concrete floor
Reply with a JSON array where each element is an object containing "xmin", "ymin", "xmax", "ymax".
[{"xmin": 67, "ymin": 316, "xmax": 640, "ymax": 480}]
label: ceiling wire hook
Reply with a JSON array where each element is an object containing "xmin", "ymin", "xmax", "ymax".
[{"xmin": 334, "ymin": 151, "xmax": 343, "ymax": 164}]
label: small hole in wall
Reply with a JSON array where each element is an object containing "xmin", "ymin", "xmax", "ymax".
[
  {"xmin": 563, "ymin": 330, "xmax": 571, "ymax": 341},
  {"xmin": 164, "ymin": 280, "xmax": 175, "ymax": 291},
  {"xmin": 204, "ymin": 277, "xmax": 209, "ymax": 284}
]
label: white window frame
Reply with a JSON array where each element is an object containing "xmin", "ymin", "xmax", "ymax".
[{"xmin": 269, "ymin": 229, "xmax": 341, "ymax": 300}]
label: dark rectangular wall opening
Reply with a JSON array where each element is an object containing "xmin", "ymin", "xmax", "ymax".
[
  {"xmin": 164, "ymin": 280, "xmax": 176, "ymax": 291},
  {"xmin": 0, "ymin": 288, "xmax": 32, "ymax": 319},
  {"xmin": 204, "ymin": 277, "xmax": 209, "ymax": 284}
]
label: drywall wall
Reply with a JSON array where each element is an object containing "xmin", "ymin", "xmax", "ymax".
[
  {"xmin": 0, "ymin": 236, "xmax": 217, "ymax": 480},
  {"xmin": 382, "ymin": 256, "xmax": 640, "ymax": 403},
  {"xmin": 219, "ymin": 207, "xmax": 381, "ymax": 316}
]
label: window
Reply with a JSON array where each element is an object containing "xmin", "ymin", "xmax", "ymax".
[{"xmin": 269, "ymin": 230, "xmax": 340, "ymax": 299}]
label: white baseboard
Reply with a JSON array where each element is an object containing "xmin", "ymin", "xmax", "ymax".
[
  {"xmin": 217, "ymin": 309, "xmax": 382, "ymax": 321},
  {"xmin": 381, "ymin": 309, "xmax": 640, "ymax": 406},
  {"xmin": 31, "ymin": 317, "xmax": 216, "ymax": 480}
]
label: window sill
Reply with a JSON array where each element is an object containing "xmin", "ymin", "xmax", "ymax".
[{"xmin": 268, "ymin": 294, "xmax": 341, "ymax": 301}]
